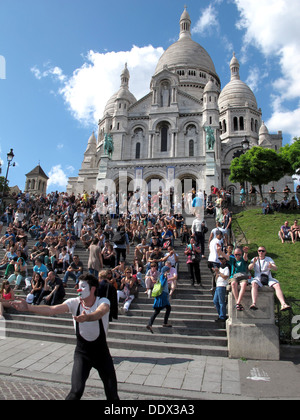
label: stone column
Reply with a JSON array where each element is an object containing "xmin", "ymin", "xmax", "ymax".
[{"xmin": 226, "ymin": 287, "xmax": 280, "ymax": 360}]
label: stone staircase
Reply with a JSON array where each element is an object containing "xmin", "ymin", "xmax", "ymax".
[{"xmin": 1, "ymin": 216, "xmax": 228, "ymax": 357}]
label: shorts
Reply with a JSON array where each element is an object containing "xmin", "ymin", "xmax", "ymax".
[
  {"xmin": 249, "ymin": 277, "xmax": 279, "ymax": 288},
  {"xmin": 229, "ymin": 273, "xmax": 248, "ymax": 284}
]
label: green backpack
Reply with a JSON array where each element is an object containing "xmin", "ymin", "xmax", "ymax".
[{"xmin": 151, "ymin": 280, "xmax": 163, "ymax": 298}]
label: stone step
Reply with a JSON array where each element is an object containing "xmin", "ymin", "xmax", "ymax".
[
  {"xmin": 5, "ymin": 328, "xmax": 228, "ymax": 357},
  {"xmin": 1, "ymin": 215, "xmax": 228, "ymax": 357},
  {"xmin": 4, "ymin": 318, "xmax": 227, "ymax": 347}
]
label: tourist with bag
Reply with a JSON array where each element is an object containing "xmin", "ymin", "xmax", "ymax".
[
  {"xmin": 184, "ymin": 237, "xmax": 202, "ymax": 286},
  {"xmin": 146, "ymin": 266, "xmax": 172, "ymax": 333},
  {"xmin": 218, "ymin": 246, "xmax": 249, "ymax": 311},
  {"xmin": 248, "ymin": 247, "xmax": 291, "ymax": 312}
]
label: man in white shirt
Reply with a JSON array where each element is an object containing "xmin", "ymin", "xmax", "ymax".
[
  {"xmin": 208, "ymin": 230, "xmax": 223, "ymax": 290},
  {"xmin": 213, "ymin": 256, "xmax": 230, "ymax": 321},
  {"xmin": 191, "ymin": 215, "xmax": 207, "ymax": 258},
  {"xmin": 12, "ymin": 274, "xmax": 119, "ymax": 400},
  {"xmin": 248, "ymin": 246, "xmax": 291, "ymax": 312}
]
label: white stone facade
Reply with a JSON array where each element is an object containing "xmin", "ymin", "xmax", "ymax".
[{"xmin": 67, "ymin": 8, "xmax": 293, "ymax": 199}]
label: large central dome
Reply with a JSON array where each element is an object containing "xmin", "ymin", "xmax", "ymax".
[
  {"xmin": 155, "ymin": 38, "xmax": 217, "ymax": 75},
  {"xmin": 154, "ymin": 7, "xmax": 219, "ymax": 83}
]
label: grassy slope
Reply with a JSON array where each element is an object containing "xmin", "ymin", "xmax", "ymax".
[{"xmin": 232, "ymin": 209, "xmax": 300, "ymax": 300}]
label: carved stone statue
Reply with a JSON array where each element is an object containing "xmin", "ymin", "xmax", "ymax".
[
  {"xmin": 204, "ymin": 126, "xmax": 215, "ymax": 150},
  {"xmin": 161, "ymin": 83, "xmax": 170, "ymax": 107},
  {"xmin": 104, "ymin": 133, "xmax": 114, "ymax": 158}
]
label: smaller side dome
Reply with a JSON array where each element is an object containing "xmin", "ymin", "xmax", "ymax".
[
  {"xmin": 218, "ymin": 53, "xmax": 258, "ymax": 110},
  {"xmin": 203, "ymin": 79, "xmax": 219, "ymax": 94},
  {"xmin": 103, "ymin": 63, "xmax": 136, "ymax": 116}
]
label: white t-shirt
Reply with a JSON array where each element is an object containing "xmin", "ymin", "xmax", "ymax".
[
  {"xmin": 65, "ymin": 297, "xmax": 110, "ymax": 342},
  {"xmin": 251, "ymin": 256, "xmax": 275, "ymax": 280},
  {"xmin": 216, "ymin": 266, "xmax": 230, "ymax": 287},
  {"xmin": 208, "ymin": 238, "xmax": 222, "ymax": 263}
]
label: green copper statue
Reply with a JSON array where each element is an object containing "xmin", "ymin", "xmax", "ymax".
[
  {"xmin": 104, "ymin": 133, "xmax": 114, "ymax": 158},
  {"xmin": 204, "ymin": 126, "xmax": 215, "ymax": 150}
]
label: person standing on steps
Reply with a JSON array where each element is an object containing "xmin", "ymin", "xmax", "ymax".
[
  {"xmin": 146, "ymin": 266, "xmax": 172, "ymax": 333},
  {"xmin": 185, "ymin": 236, "xmax": 202, "ymax": 286},
  {"xmin": 11, "ymin": 274, "xmax": 119, "ymax": 401}
]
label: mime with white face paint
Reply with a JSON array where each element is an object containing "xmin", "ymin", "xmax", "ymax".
[{"xmin": 11, "ymin": 274, "xmax": 119, "ymax": 400}]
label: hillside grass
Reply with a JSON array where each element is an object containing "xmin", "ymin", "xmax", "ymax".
[{"xmin": 232, "ymin": 208, "xmax": 300, "ymax": 301}]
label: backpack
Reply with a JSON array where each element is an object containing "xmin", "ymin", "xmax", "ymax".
[{"xmin": 113, "ymin": 230, "xmax": 126, "ymax": 245}]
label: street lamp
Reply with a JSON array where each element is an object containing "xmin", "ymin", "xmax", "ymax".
[
  {"xmin": 1, "ymin": 148, "xmax": 15, "ymax": 197},
  {"xmin": 242, "ymin": 137, "xmax": 250, "ymax": 152}
]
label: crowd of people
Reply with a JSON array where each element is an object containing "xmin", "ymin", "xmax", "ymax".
[{"xmin": 0, "ymin": 184, "xmax": 294, "ymax": 327}]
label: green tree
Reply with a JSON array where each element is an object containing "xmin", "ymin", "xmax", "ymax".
[
  {"xmin": 279, "ymin": 137, "xmax": 300, "ymax": 175},
  {"xmin": 0, "ymin": 176, "xmax": 9, "ymax": 195},
  {"xmin": 229, "ymin": 146, "xmax": 291, "ymax": 200}
]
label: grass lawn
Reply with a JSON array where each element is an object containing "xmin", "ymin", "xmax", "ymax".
[{"xmin": 232, "ymin": 208, "xmax": 300, "ymax": 301}]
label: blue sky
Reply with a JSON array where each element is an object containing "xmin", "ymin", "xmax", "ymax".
[{"xmin": 1, "ymin": 0, "xmax": 300, "ymax": 192}]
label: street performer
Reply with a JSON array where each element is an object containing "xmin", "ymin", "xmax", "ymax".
[{"xmin": 11, "ymin": 274, "xmax": 119, "ymax": 400}]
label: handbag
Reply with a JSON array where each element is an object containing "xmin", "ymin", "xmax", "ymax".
[
  {"xmin": 152, "ymin": 280, "xmax": 163, "ymax": 297},
  {"xmin": 259, "ymin": 260, "xmax": 269, "ymax": 286}
]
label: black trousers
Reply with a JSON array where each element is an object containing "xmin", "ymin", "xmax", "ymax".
[
  {"xmin": 148, "ymin": 305, "xmax": 171, "ymax": 326},
  {"xmin": 66, "ymin": 340, "xmax": 119, "ymax": 400},
  {"xmin": 194, "ymin": 231, "xmax": 205, "ymax": 255},
  {"xmin": 188, "ymin": 262, "xmax": 201, "ymax": 284},
  {"xmin": 65, "ymin": 307, "xmax": 119, "ymax": 400},
  {"xmin": 115, "ymin": 248, "xmax": 126, "ymax": 265}
]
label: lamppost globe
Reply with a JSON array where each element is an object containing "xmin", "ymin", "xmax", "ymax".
[{"xmin": 7, "ymin": 149, "xmax": 14, "ymax": 162}]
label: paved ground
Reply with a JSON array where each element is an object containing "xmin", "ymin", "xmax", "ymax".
[{"xmin": 0, "ymin": 336, "xmax": 299, "ymax": 402}]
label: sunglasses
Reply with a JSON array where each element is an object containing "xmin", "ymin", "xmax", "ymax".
[
  {"xmin": 234, "ymin": 253, "xmax": 242, "ymax": 256},
  {"xmin": 258, "ymin": 250, "xmax": 266, "ymax": 253}
]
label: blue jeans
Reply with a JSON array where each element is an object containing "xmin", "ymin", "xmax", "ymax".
[
  {"xmin": 63, "ymin": 271, "xmax": 82, "ymax": 285},
  {"xmin": 213, "ymin": 286, "xmax": 227, "ymax": 320}
]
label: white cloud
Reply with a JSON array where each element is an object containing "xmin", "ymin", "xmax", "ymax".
[
  {"xmin": 47, "ymin": 165, "xmax": 69, "ymax": 189},
  {"xmin": 57, "ymin": 143, "xmax": 64, "ymax": 150},
  {"xmin": 245, "ymin": 66, "xmax": 268, "ymax": 93},
  {"xmin": 31, "ymin": 65, "xmax": 66, "ymax": 83},
  {"xmin": 234, "ymin": 0, "xmax": 300, "ymax": 138},
  {"xmin": 266, "ymin": 105, "xmax": 300, "ymax": 141},
  {"xmin": 32, "ymin": 45, "xmax": 164, "ymax": 127},
  {"xmin": 192, "ymin": 4, "xmax": 219, "ymax": 36}
]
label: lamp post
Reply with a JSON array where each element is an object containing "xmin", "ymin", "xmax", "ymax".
[
  {"xmin": 241, "ymin": 137, "xmax": 250, "ymax": 201},
  {"xmin": 1, "ymin": 148, "xmax": 15, "ymax": 198}
]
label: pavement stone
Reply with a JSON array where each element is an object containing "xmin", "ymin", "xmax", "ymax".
[{"xmin": 0, "ymin": 337, "xmax": 299, "ymax": 402}]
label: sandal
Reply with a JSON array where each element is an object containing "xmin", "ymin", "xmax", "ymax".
[
  {"xmin": 236, "ymin": 304, "xmax": 244, "ymax": 311},
  {"xmin": 280, "ymin": 304, "xmax": 291, "ymax": 312},
  {"xmin": 250, "ymin": 304, "xmax": 258, "ymax": 310}
]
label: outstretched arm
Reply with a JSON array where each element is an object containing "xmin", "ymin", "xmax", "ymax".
[{"xmin": 11, "ymin": 299, "xmax": 69, "ymax": 316}]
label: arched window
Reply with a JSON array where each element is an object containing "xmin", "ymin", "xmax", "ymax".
[
  {"xmin": 239, "ymin": 116, "xmax": 244, "ymax": 131},
  {"xmin": 161, "ymin": 125, "xmax": 168, "ymax": 152},
  {"xmin": 223, "ymin": 119, "xmax": 227, "ymax": 133},
  {"xmin": 135, "ymin": 142, "xmax": 141, "ymax": 159},
  {"xmin": 251, "ymin": 118, "xmax": 254, "ymax": 132},
  {"xmin": 233, "ymin": 117, "xmax": 238, "ymax": 131},
  {"xmin": 189, "ymin": 140, "xmax": 194, "ymax": 157}
]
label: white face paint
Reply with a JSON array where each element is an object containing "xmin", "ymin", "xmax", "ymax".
[{"xmin": 77, "ymin": 281, "xmax": 90, "ymax": 300}]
